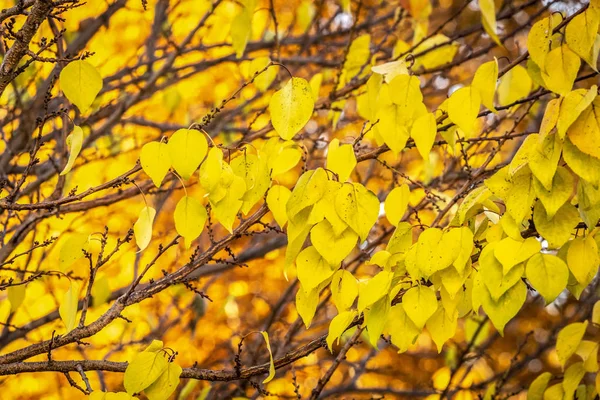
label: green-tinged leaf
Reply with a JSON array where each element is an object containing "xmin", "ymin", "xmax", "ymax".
[
  {"xmin": 59, "ymin": 233, "xmax": 90, "ymax": 272},
  {"xmin": 556, "ymin": 321, "xmax": 588, "ymax": 367},
  {"xmin": 8, "ymin": 285, "xmax": 26, "ymax": 312},
  {"xmin": 287, "ymin": 168, "xmax": 328, "ymax": 219},
  {"xmin": 528, "ymin": 372, "xmax": 552, "ymax": 400},
  {"xmin": 124, "ymin": 351, "xmax": 168, "ymax": 395},
  {"xmin": 145, "ymin": 362, "xmax": 182, "ymax": 400},
  {"xmin": 365, "ymin": 296, "xmax": 391, "ymax": 348},
  {"xmin": 59, "ymin": 281, "xmax": 80, "ymax": 333}
]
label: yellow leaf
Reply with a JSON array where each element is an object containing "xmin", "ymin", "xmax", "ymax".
[
  {"xmin": 199, "ymin": 147, "xmax": 223, "ymax": 192},
  {"xmin": 533, "ymin": 202, "xmax": 579, "ymax": 248},
  {"xmin": 567, "ymin": 99, "xmax": 600, "ymax": 159},
  {"xmin": 343, "ymin": 34, "xmax": 371, "ymax": 78},
  {"xmin": 527, "ymin": 16, "xmax": 557, "ymax": 71},
  {"xmin": 134, "ymin": 206, "xmax": 156, "ymax": 251},
  {"xmin": 266, "ymin": 185, "xmax": 291, "ymax": 228},
  {"xmin": 563, "ymin": 362, "xmax": 586, "ymax": 398},
  {"xmin": 145, "ymin": 362, "xmax": 182, "ymax": 400},
  {"xmin": 564, "ymin": 138, "xmax": 600, "ymax": 187},
  {"xmin": 528, "ymin": 372, "xmax": 552, "ymax": 400},
  {"xmin": 250, "ymin": 57, "xmax": 277, "ymax": 92},
  {"xmin": 331, "ymin": 270, "xmax": 358, "ymax": 312},
  {"xmin": 287, "ymin": 168, "xmax": 328, "ymax": 219},
  {"xmin": 448, "ymin": 86, "xmax": 481, "ymax": 136},
  {"xmin": 231, "ymin": 9, "xmax": 251, "ymax": 58},
  {"xmin": 413, "ymin": 34, "xmax": 459, "ymax": 69},
  {"xmin": 211, "ymin": 175, "xmax": 246, "ymax": 233},
  {"xmin": 479, "ymin": 0, "xmax": 501, "ymax": 46},
  {"xmin": 59, "ymin": 233, "xmax": 90, "ymax": 272},
  {"xmin": 411, "ymin": 112, "xmax": 437, "ymax": 160},
  {"xmin": 124, "ymin": 351, "xmax": 168, "ymax": 395},
  {"xmin": 566, "ymin": 7, "xmax": 600, "ymax": 70},
  {"xmin": 174, "ymin": 196, "xmax": 207, "ymax": 248},
  {"xmin": 311, "ymin": 220, "xmax": 357, "ymax": 265},
  {"xmin": 480, "ymin": 243, "xmax": 525, "ymax": 301},
  {"xmin": 371, "ymin": 60, "xmax": 409, "ymax": 83},
  {"xmin": 505, "ymin": 168, "xmax": 535, "ymax": 223},
  {"xmin": 357, "ymin": 270, "xmax": 393, "ymax": 312},
  {"xmin": 498, "ymin": 65, "xmax": 532, "ymax": 106},
  {"xmin": 402, "ymin": 285, "xmax": 438, "ymax": 329},
  {"xmin": 91, "ymin": 273, "xmax": 111, "ymax": 307},
  {"xmin": 541, "ymin": 45, "xmax": 581, "ymax": 96},
  {"xmin": 405, "ymin": 228, "xmax": 456, "ymax": 279},
  {"xmin": 426, "ymin": 307, "xmax": 457, "ymax": 352},
  {"xmin": 530, "ymin": 133, "xmax": 563, "ymax": 190},
  {"xmin": 365, "ymin": 296, "xmax": 391, "ymax": 348},
  {"xmin": 296, "ymin": 285, "xmax": 319, "ymax": 328},
  {"xmin": 334, "ymin": 182, "xmax": 380, "ymax": 241},
  {"xmin": 472, "ymin": 58, "xmax": 499, "ymax": 112},
  {"xmin": 576, "ymin": 340, "xmax": 599, "ymax": 372},
  {"xmin": 326, "ymin": 310, "xmax": 357, "ymax": 351},
  {"xmin": 296, "ymin": 246, "xmax": 336, "ymax": 292},
  {"xmin": 533, "ymin": 167, "xmax": 574, "ymax": 220},
  {"xmin": 389, "ymin": 74, "xmax": 423, "ymax": 117},
  {"xmin": 384, "ymin": 184, "xmax": 410, "ymax": 226},
  {"xmin": 326, "ymin": 139, "xmax": 356, "ymax": 182},
  {"xmin": 479, "ymin": 279, "xmax": 526, "ymax": 335},
  {"xmin": 540, "ymin": 98, "xmax": 562, "ymax": 140},
  {"xmin": 593, "ymin": 300, "xmax": 600, "ymax": 325},
  {"xmin": 309, "ymin": 73, "xmax": 322, "ymax": 101},
  {"xmin": 60, "ymin": 126, "xmax": 84, "ymax": 175},
  {"xmin": 140, "ymin": 141, "xmax": 171, "ymax": 187},
  {"xmin": 386, "ymin": 304, "xmax": 421, "ymax": 353},
  {"xmin": 558, "ymin": 86, "xmax": 597, "ymax": 138},
  {"xmin": 168, "ymin": 129, "xmax": 207, "ymax": 180},
  {"xmin": 556, "ymin": 321, "xmax": 588, "ymax": 367},
  {"xmin": 59, "ymin": 280, "xmax": 80, "ymax": 333},
  {"xmin": 8, "ymin": 284, "xmax": 26, "ymax": 313},
  {"xmin": 526, "ymin": 253, "xmax": 569, "ymax": 304},
  {"xmin": 296, "ymin": 0, "xmax": 316, "ymax": 32},
  {"xmin": 60, "ymin": 60, "xmax": 103, "ymax": 113},
  {"xmin": 260, "ymin": 331, "xmax": 276, "ymax": 384},
  {"xmin": 376, "ymin": 104, "xmax": 410, "ymax": 154},
  {"xmin": 269, "ymin": 77, "xmax": 315, "ymax": 140},
  {"xmin": 567, "ymin": 236, "xmax": 599, "ymax": 285}
]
